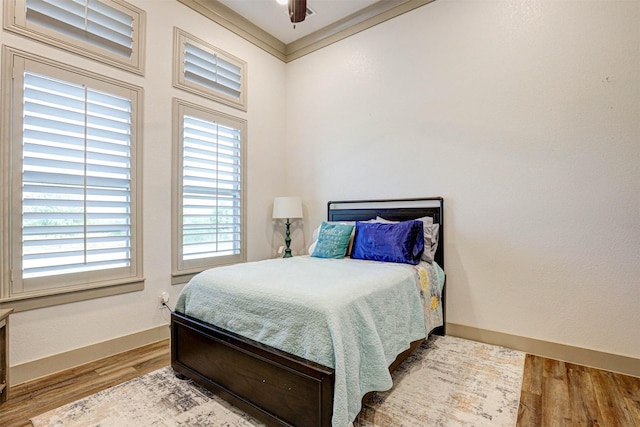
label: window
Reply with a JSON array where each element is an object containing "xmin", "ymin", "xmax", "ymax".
[
  {"xmin": 172, "ymin": 99, "xmax": 246, "ymax": 284},
  {"xmin": 3, "ymin": 0, "xmax": 146, "ymax": 74},
  {"xmin": 173, "ymin": 27, "xmax": 247, "ymax": 111},
  {"xmin": 0, "ymin": 47, "xmax": 143, "ymax": 310}
]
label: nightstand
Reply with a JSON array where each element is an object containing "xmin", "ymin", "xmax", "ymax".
[{"xmin": 0, "ymin": 308, "xmax": 13, "ymax": 403}]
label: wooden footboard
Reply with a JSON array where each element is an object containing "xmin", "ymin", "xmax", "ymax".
[
  {"xmin": 171, "ymin": 311, "xmax": 435, "ymax": 427},
  {"xmin": 171, "ymin": 311, "xmax": 335, "ymax": 427}
]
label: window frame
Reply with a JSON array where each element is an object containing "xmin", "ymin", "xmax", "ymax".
[
  {"xmin": 3, "ymin": 0, "xmax": 146, "ymax": 75},
  {"xmin": 0, "ymin": 45, "xmax": 144, "ymax": 311},
  {"xmin": 173, "ymin": 27, "xmax": 247, "ymax": 111},
  {"xmin": 171, "ymin": 98, "xmax": 247, "ymax": 285}
]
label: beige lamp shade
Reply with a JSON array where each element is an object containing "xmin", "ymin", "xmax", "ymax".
[{"xmin": 272, "ymin": 197, "xmax": 303, "ymax": 219}]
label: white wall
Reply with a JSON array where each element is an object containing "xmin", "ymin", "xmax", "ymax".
[
  {"xmin": 4, "ymin": 0, "xmax": 638, "ymax": 373},
  {"xmin": 3, "ymin": 0, "xmax": 287, "ymax": 367},
  {"xmin": 285, "ymin": 0, "xmax": 640, "ymax": 358}
]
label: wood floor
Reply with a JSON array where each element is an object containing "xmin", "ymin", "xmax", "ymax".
[
  {"xmin": 1, "ymin": 340, "xmax": 638, "ymax": 427},
  {"xmin": 0, "ymin": 340, "xmax": 170, "ymax": 427},
  {"xmin": 518, "ymin": 354, "xmax": 640, "ymax": 426}
]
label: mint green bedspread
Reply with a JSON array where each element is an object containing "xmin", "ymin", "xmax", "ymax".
[{"xmin": 175, "ymin": 256, "xmax": 444, "ymax": 427}]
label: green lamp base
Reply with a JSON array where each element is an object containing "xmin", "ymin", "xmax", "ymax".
[{"xmin": 283, "ymin": 218, "xmax": 293, "ymax": 258}]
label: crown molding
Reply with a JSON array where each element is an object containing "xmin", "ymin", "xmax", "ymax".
[
  {"xmin": 177, "ymin": 0, "xmax": 287, "ymax": 61},
  {"xmin": 177, "ymin": 0, "xmax": 436, "ymax": 63}
]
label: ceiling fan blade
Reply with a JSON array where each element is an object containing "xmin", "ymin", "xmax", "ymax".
[{"xmin": 289, "ymin": 0, "xmax": 306, "ymax": 23}]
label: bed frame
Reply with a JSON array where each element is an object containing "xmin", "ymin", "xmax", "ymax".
[{"xmin": 171, "ymin": 197, "xmax": 445, "ymax": 427}]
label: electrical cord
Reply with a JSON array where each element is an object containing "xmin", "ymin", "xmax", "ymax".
[{"xmin": 161, "ymin": 301, "xmax": 173, "ymax": 314}]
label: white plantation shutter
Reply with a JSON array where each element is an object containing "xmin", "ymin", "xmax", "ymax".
[
  {"xmin": 183, "ymin": 42, "xmax": 241, "ymax": 100},
  {"xmin": 173, "ymin": 100, "xmax": 246, "ymax": 278},
  {"xmin": 173, "ymin": 28, "xmax": 247, "ymax": 111},
  {"xmin": 1, "ymin": 47, "xmax": 142, "ymax": 308},
  {"xmin": 182, "ymin": 116, "xmax": 241, "ymax": 260},
  {"xmin": 5, "ymin": 0, "xmax": 145, "ymax": 74},
  {"xmin": 26, "ymin": 0, "xmax": 134, "ymax": 58},
  {"xmin": 22, "ymin": 72, "xmax": 133, "ymax": 280}
]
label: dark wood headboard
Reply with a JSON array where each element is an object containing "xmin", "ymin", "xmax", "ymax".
[{"xmin": 327, "ymin": 197, "xmax": 444, "ymax": 268}]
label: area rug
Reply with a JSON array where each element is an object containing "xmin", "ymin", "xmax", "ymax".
[
  {"xmin": 354, "ymin": 335, "xmax": 526, "ymax": 426},
  {"xmin": 31, "ymin": 335, "xmax": 525, "ymax": 427}
]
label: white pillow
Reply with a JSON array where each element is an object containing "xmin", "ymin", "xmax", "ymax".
[
  {"xmin": 375, "ymin": 216, "xmax": 439, "ymax": 263},
  {"xmin": 307, "ymin": 225, "xmax": 321, "ymax": 254}
]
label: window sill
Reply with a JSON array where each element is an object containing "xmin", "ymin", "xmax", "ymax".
[{"xmin": 0, "ymin": 279, "xmax": 145, "ymax": 312}]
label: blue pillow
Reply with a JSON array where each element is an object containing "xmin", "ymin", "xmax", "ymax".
[
  {"xmin": 351, "ymin": 220, "xmax": 424, "ymax": 265},
  {"xmin": 311, "ymin": 222, "xmax": 355, "ymax": 259}
]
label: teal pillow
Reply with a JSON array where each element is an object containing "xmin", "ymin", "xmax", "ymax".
[{"xmin": 311, "ymin": 222, "xmax": 355, "ymax": 259}]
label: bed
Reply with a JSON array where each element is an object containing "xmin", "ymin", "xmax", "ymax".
[{"xmin": 171, "ymin": 197, "xmax": 445, "ymax": 427}]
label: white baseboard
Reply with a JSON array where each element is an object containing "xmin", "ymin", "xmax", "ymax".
[
  {"xmin": 11, "ymin": 324, "xmax": 170, "ymax": 386},
  {"xmin": 447, "ymin": 323, "xmax": 639, "ymax": 378}
]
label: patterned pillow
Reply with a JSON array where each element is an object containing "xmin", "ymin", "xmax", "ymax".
[
  {"xmin": 311, "ymin": 222, "xmax": 355, "ymax": 259},
  {"xmin": 308, "ymin": 221, "xmax": 356, "ymax": 255}
]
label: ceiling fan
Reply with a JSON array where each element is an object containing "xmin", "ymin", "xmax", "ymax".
[{"xmin": 288, "ymin": 0, "xmax": 307, "ymax": 24}]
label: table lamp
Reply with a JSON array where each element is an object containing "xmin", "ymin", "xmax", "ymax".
[{"xmin": 272, "ymin": 197, "xmax": 303, "ymax": 258}]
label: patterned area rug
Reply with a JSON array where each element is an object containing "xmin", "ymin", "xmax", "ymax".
[
  {"xmin": 30, "ymin": 336, "xmax": 525, "ymax": 427},
  {"xmin": 354, "ymin": 335, "xmax": 526, "ymax": 426}
]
